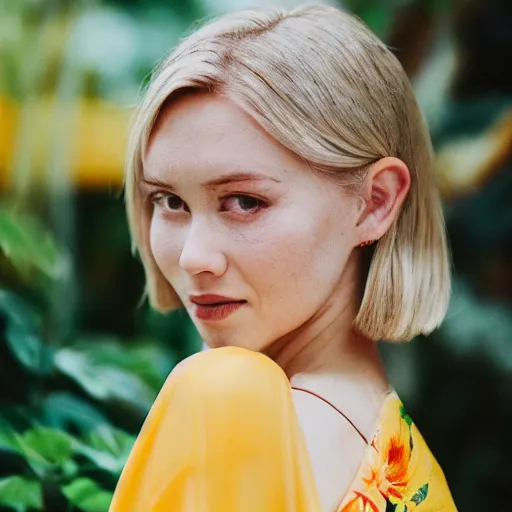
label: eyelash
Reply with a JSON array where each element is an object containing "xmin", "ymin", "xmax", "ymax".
[{"xmin": 149, "ymin": 192, "xmax": 268, "ymax": 218}]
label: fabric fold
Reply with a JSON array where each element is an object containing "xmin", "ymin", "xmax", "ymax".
[{"xmin": 109, "ymin": 346, "xmax": 322, "ymax": 512}]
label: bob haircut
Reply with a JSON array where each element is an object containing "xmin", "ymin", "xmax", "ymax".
[{"xmin": 125, "ymin": 4, "xmax": 451, "ymax": 342}]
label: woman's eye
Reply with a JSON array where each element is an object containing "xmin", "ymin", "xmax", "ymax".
[
  {"xmin": 152, "ymin": 193, "xmax": 188, "ymax": 212},
  {"xmin": 151, "ymin": 193, "xmax": 265, "ymax": 216},
  {"xmin": 165, "ymin": 195, "xmax": 184, "ymax": 210},
  {"xmin": 223, "ymin": 195, "xmax": 265, "ymax": 214}
]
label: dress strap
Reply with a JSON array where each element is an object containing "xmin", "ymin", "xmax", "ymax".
[{"xmin": 291, "ymin": 386, "xmax": 368, "ymax": 445}]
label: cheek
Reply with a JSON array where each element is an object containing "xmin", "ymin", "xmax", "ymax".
[
  {"xmin": 246, "ymin": 211, "xmax": 352, "ymax": 313},
  {"xmin": 149, "ymin": 215, "xmax": 181, "ymax": 279}
]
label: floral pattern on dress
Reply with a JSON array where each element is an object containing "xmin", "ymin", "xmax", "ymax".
[{"xmin": 338, "ymin": 393, "xmax": 456, "ymax": 512}]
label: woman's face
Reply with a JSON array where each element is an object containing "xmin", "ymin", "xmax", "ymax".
[{"xmin": 143, "ymin": 92, "xmax": 362, "ymax": 351}]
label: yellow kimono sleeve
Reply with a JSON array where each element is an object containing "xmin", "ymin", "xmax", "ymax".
[{"xmin": 109, "ymin": 346, "xmax": 322, "ymax": 512}]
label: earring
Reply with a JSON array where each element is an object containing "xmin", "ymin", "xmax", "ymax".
[{"xmin": 359, "ymin": 239, "xmax": 376, "ymax": 247}]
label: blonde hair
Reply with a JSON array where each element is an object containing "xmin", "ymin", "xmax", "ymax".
[{"xmin": 125, "ymin": 4, "xmax": 451, "ymax": 342}]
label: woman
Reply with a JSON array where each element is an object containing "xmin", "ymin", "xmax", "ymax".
[{"xmin": 110, "ymin": 4, "xmax": 457, "ymax": 511}]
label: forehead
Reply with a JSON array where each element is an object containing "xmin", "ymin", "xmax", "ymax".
[{"xmin": 143, "ymin": 92, "xmax": 310, "ymax": 184}]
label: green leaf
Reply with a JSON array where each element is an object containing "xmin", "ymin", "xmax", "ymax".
[
  {"xmin": 0, "ymin": 476, "xmax": 43, "ymax": 510},
  {"xmin": 61, "ymin": 478, "xmax": 113, "ymax": 512},
  {"xmin": 0, "ymin": 289, "xmax": 52, "ymax": 374},
  {"xmin": 0, "ymin": 423, "xmax": 51, "ymax": 477},
  {"xmin": 0, "ymin": 421, "xmax": 20, "ymax": 453},
  {"xmin": 72, "ymin": 441, "xmax": 121, "ymax": 474},
  {"xmin": 54, "ymin": 347, "xmax": 156, "ymax": 410},
  {"xmin": 23, "ymin": 426, "xmax": 73, "ymax": 465},
  {"xmin": 61, "ymin": 458, "xmax": 80, "ymax": 479},
  {"xmin": 41, "ymin": 392, "xmax": 109, "ymax": 434},
  {"xmin": 87, "ymin": 425, "xmax": 135, "ymax": 458},
  {"xmin": 411, "ymin": 483, "xmax": 429, "ymax": 505},
  {"xmin": 72, "ymin": 336, "xmax": 174, "ymax": 393},
  {"xmin": 73, "ymin": 426, "xmax": 135, "ymax": 475},
  {"xmin": 2, "ymin": 425, "xmax": 77, "ymax": 477},
  {"xmin": 0, "ymin": 208, "xmax": 69, "ymax": 281},
  {"xmin": 399, "ymin": 405, "xmax": 413, "ymax": 427}
]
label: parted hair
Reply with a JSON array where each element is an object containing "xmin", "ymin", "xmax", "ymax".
[{"xmin": 125, "ymin": 4, "xmax": 451, "ymax": 342}]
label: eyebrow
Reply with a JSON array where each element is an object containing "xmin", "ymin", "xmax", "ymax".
[{"xmin": 141, "ymin": 171, "xmax": 281, "ymax": 191}]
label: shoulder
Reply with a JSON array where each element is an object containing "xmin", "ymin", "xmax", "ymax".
[
  {"xmin": 169, "ymin": 346, "xmax": 288, "ymax": 386},
  {"xmin": 161, "ymin": 346, "xmax": 292, "ymax": 408},
  {"xmin": 291, "ymin": 388, "xmax": 372, "ymax": 512}
]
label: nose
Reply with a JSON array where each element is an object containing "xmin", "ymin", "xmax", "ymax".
[{"xmin": 179, "ymin": 218, "xmax": 228, "ymax": 277}]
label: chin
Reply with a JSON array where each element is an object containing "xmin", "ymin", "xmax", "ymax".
[{"xmin": 200, "ymin": 334, "xmax": 263, "ymax": 353}]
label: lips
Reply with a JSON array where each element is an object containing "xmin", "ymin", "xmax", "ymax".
[
  {"xmin": 189, "ymin": 295, "xmax": 248, "ymax": 321},
  {"xmin": 189, "ymin": 294, "xmax": 246, "ymax": 306}
]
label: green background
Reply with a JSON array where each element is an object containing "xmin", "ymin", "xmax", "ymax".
[{"xmin": 1, "ymin": 0, "xmax": 511, "ymax": 510}]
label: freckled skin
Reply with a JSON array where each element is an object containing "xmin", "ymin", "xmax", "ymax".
[
  {"xmin": 144, "ymin": 92, "xmax": 362, "ymax": 352},
  {"xmin": 142, "ymin": 92, "xmax": 415, "ymax": 511}
]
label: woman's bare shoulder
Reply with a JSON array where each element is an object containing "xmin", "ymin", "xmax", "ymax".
[{"xmin": 291, "ymin": 389, "xmax": 368, "ymax": 511}]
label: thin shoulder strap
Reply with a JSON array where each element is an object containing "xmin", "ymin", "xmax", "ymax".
[{"xmin": 291, "ymin": 386, "xmax": 368, "ymax": 445}]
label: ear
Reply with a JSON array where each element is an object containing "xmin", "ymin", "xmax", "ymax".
[{"xmin": 355, "ymin": 157, "xmax": 411, "ymax": 245}]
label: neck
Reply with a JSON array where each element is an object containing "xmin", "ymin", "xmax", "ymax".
[
  {"xmin": 264, "ymin": 259, "xmax": 388, "ymax": 390},
  {"xmin": 267, "ymin": 306, "xmax": 385, "ymax": 380}
]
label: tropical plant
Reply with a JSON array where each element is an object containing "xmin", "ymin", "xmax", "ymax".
[{"xmin": 0, "ymin": 204, "xmax": 195, "ymax": 511}]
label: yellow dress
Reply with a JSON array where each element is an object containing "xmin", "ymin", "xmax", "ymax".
[{"xmin": 109, "ymin": 347, "xmax": 457, "ymax": 512}]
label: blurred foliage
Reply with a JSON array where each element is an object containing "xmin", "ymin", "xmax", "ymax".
[
  {"xmin": 0, "ymin": 203, "xmax": 197, "ymax": 510},
  {"xmin": 0, "ymin": 0, "xmax": 511, "ymax": 511}
]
